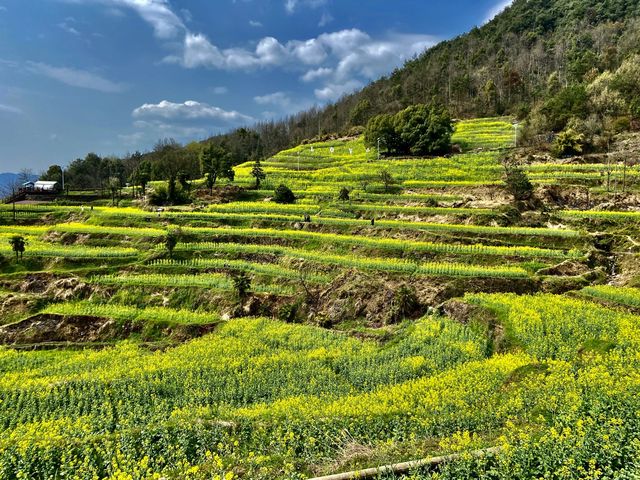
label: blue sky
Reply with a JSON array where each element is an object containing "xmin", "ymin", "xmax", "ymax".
[{"xmin": 0, "ymin": 0, "xmax": 512, "ymax": 172}]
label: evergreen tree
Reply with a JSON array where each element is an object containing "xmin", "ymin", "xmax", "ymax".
[{"xmin": 250, "ymin": 159, "xmax": 266, "ymax": 189}]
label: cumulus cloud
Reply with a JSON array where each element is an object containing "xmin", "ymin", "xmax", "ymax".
[
  {"xmin": 167, "ymin": 28, "xmax": 435, "ymax": 80},
  {"xmin": 484, "ymin": 0, "xmax": 513, "ymax": 24},
  {"xmin": 69, "ymin": 0, "xmax": 437, "ymax": 106},
  {"xmin": 249, "ymin": 19, "xmax": 262, "ymax": 27},
  {"xmin": 132, "ymin": 100, "xmax": 253, "ymax": 124},
  {"xmin": 26, "ymin": 61, "xmax": 126, "ymax": 93},
  {"xmin": 301, "ymin": 67, "xmax": 332, "ymax": 82}
]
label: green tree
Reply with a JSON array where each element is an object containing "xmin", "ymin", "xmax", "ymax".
[
  {"xmin": 9, "ymin": 236, "xmax": 25, "ymax": 262},
  {"xmin": 350, "ymin": 98, "xmax": 373, "ymax": 126},
  {"xmin": 395, "ymin": 104, "xmax": 454, "ymax": 156},
  {"xmin": 274, "ymin": 184, "xmax": 296, "ymax": 204},
  {"xmin": 40, "ymin": 165, "xmax": 63, "ymax": 183},
  {"xmin": 364, "ymin": 114, "xmax": 400, "ymax": 155},
  {"xmin": 165, "ymin": 230, "xmax": 179, "ymax": 259},
  {"xmin": 338, "ymin": 187, "xmax": 350, "ymax": 202},
  {"xmin": 504, "ymin": 167, "xmax": 534, "ymax": 202},
  {"xmin": 200, "ymin": 143, "xmax": 234, "ymax": 194},
  {"xmin": 108, "ymin": 176, "xmax": 121, "ymax": 206},
  {"xmin": 231, "ymin": 271, "xmax": 251, "ymax": 301},
  {"xmin": 378, "ymin": 169, "xmax": 396, "ymax": 193},
  {"xmin": 131, "ymin": 160, "xmax": 151, "ymax": 197},
  {"xmin": 250, "ymin": 159, "xmax": 266, "ymax": 189}
]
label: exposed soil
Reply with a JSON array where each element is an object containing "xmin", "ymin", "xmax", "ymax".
[{"xmin": 0, "ymin": 314, "xmax": 121, "ymax": 344}]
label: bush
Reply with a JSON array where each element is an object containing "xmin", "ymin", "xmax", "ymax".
[
  {"xmin": 231, "ymin": 271, "xmax": 251, "ymax": 300},
  {"xmin": 149, "ymin": 184, "xmax": 191, "ymax": 206},
  {"xmin": 273, "ymin": 185, "xmax": 296, "ymax": 204},
  {"xmin": 504, "ymin": 167, "xmax": 533, "ymax": 202},
  {"xmin": 553, "ymin": 128, "xmax": 585, "ymax": 157}
]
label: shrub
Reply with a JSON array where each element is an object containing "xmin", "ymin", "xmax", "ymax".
[
  {"xmin": 553, "ymin": 127, "xmax": 586, "ymax": 157},
  {"xmin": 231, "ymin": 271, "xmax": 251, "ymax": 300},
  {"xmin": 504, "ymin": 167, "xmax": 533, "ymax": 202},
  {"xmin": 337, "ymin": 187, "xmax": 350, "ymax": 202},
  {"xmin": 273, "ymin": 184, "xmax": 296, "ymax": 204}
]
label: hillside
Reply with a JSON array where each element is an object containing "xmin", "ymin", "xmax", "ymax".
[
  {"xmin": 198, "ymin": 0, "xmax": 640, "ymax": 165},
  {"xmin": 2, "ymin": 118, "xmax": 640, "ymax": 477}
]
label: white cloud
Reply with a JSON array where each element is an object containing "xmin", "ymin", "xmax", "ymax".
[
  {"xmin": 180, "ymin": 8, "xmax": 192, "ymax": 23},
  {"xmin": 318, "ymin": 12, "xmax": 333, "ymax": 27},
  {"xmin": 66, "ymin": 0, "xmax": 184, "ymax": 38},
  {"xmin": 0, "ymin": 103, "xmax": 22, "ymax": 114},
  {"xmin": 254, "ymin": 92, "xmax": 292, "ymax": 109},
  {"xmin": 132, "ymin": 100, "xmax": 253, "ymax": 124},
  {"xmin": 484, "ymin": 0, "xmax": 513, "ymax": 24},
  {"xmin": 168, "ymin": 28, "xmax": 435, "ymax": 78},
  {"xmin": 249, "ymin": 19, "xmax": 262, "ymax": 27},
  {"xmin": 26, "ymin": 62, "xmax": 126, "ymax": 93},
  {"xmin": 211, "ymin": 86, "xmax": 228, "ymax": 95},
  {"xmin": 285, "ymin": 0, "xmax": 327, "ymax": 14},
  {"xmin": 58, "ymin": 17, "xmax": 81, "ymax": 36},
  {"xmin": 301, "ymin": 67, "xmax": 332, "ymax": 82},
  {"xmin": 315, "ymin": 79, "xmax": 363, "ymax": 101},
  {"xmin": 0, "ymin": 6, "xmax": 7, "ymax": 12}
]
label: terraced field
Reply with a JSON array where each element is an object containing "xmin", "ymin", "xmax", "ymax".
[{"xmin": 1, "ymin": 117, "xmax": 640, "ymax": 479}]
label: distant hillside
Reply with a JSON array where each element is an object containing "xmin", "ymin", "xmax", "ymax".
[{"xmin": 206, "ymin": 0, "xmax": 640, "ymax": 159}]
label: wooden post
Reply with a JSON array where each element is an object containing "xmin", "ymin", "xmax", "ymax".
[{"xmin": 308, "ymin": 447, "xmax": 502, "ymax": 480}]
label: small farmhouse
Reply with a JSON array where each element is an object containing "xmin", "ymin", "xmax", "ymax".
[{"xmin": 33, "ymin": 180, "xmax": 60, "ymax": 192}]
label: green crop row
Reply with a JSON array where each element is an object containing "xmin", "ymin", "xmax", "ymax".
[
  {"xmin": 42, "ymin": 301, "xmax": 221, "ymax": 325},
  {"xmin": 148, "ymin": 257, "xmax": 332, "ymax": 283},
  {"xmin": 90, "ymin": 273, "xmax": 295, "ymax": 295},
  {"xmin": 579, "ymin": 285, "xmax": 640, "ymax": 309},
  {"xmin": 172, "ymin": 242, "xmax": 530, "ymax": 279},
  {"xmin": 174, "ymin": 227, "xmax": 580, "ymax": 259}
]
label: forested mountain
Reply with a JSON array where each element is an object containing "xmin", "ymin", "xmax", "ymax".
[
  {"xmin": 208, "ymin": 0, "xmax": 640, "ymax": 156},
  {"xmin": 41, "ymin": 0, "xmax": 640, "ymax": 194}
]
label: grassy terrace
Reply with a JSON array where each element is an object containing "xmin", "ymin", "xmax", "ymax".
[{"xmin": 1, "ymin": 117, "xmax": 639, "ymax": 479}]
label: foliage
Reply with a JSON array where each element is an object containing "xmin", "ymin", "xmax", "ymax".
[
  {"xmin": 553, "ymin": 127, "xmax": 586, "ymax": 157},
  {"xmin": 378, "ymin": 169, "xmax": 396, "ymax": 193},
  {"xmin": 364, "ymin": 104, "xmax": 453, "ymax": 156},
  {"xmin": 250, "ymin": 158, "xmax": 266, "ymax": 188},
  {"xmin": 504, "ymin": 167, "xmax": 534, "ymax": 202},
  {"xmin": 337, "ymin": 186, "xmax": 350, "ymax": 202},
  {"xmin": 165, "ymin": 230, "xmax": 180, "ymax": 258},
  {"xmin": 200, "ymin": 143, "xmax": 234, "ymax": 193},
  {"xmin": 273, "ymin": 184, "xmax": 296, "ymax": 204},
  {"xmin": 395, "ymin": 104, "xmax": 454, "ymax": 155},
  {"xmin": 231, "ymin": 271, "xmax": 252, "ymax": 300},
  {"xmin": 8, "ymin": 236, "xmax": 25, "ymax": 261}
]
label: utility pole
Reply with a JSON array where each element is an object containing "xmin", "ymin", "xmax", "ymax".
[
  {"xmin": 513, "ymin": 122, "xmax": 519, "ymax": 148},
  {"xmin": 377, "ymin": 137, "xmax": 381, "ymax": 161}
]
